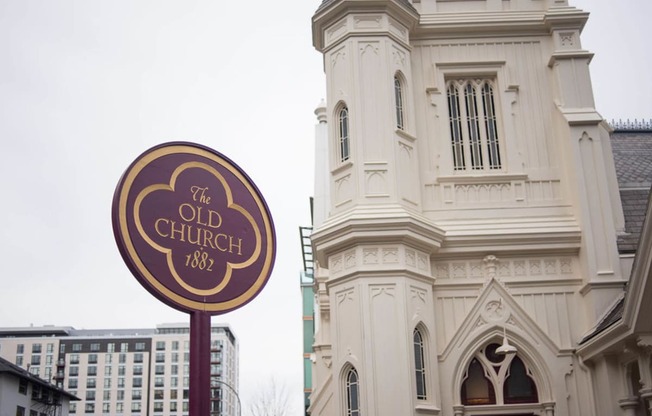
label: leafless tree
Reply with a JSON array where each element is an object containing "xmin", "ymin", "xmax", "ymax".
[{"xmin": 247, "ymin": 377, "xmax": 293, "ymax": 416}]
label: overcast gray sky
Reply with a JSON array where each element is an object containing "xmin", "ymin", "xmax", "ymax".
[{"xmin": 0, "ymin": 1, "xmax": 650, "ymax": 414}]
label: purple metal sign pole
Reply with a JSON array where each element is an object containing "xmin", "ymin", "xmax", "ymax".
[{"xmin": 189, "ymin": 311, "xmax": 211, "ymax": 416}]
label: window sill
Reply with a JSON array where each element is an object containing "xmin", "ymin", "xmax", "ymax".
[
  {"xmin": 396, "ymin": 128, "xmax": 417, "ymax": 142},
  {"xmin": 415, "ymin": 404, "xmax": 441, "ymax": 415},
  {"xmin": 332, "ymin": 160, "xmax": 353, "ymax": 175},
  {"xmin": 436, "ymin": 173, "xmax": 527, "ymax": 184}
]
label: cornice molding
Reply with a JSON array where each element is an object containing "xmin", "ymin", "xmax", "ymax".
[{"xmin": 313, "ymin": 0, "xmax": 419, "ymax": 51}]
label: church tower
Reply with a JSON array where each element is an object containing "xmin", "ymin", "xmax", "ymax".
[{"xmin": 309, "ymin": 1, "xmax": 626, "ymax": 415}]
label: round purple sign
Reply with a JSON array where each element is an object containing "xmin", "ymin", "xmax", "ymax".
[{"xmin": 112, "ymin": 142, "xmax": 276, "ymax": 314}]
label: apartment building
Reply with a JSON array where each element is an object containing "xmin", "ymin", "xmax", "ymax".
[{"xmin": 0, "ymin": 323, "xmax": 238, "ymax": 416}]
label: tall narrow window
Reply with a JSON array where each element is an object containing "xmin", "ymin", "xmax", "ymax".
[
  {"xmin": 413, "ymin": 328, "xmax": 427, "ymax": 400},
  {"xmin": 345, "ymin": 367, "xmax": 360, "ymax": 416},
  {"xmin": 394, "ymin": 76, "xmax": 405, "ymax": 130},
  {"xmin": 338, "ymin": 106, "xmax": 350, "ymax": 163},
  {"xmin": 446, "ymin": 79, "xmax": 502, "ymax": 172}
]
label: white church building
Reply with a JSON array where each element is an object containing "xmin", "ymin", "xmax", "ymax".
[{"xmin": 306, "ymin": 0, "xmax": 652, "ymax": 415}]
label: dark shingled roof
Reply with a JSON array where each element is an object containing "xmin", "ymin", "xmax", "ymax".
[
  {"xmin": 582, "ymin": 127, "xmax": 652, "ymax": 342},
  {"xmin": 611, "ymin": 131, "xmax": 652, "ymax": 189},
  {"xmin": 580, "ymin": 297, "xmax": 624, "ymax": 344},
  {"xmin": 611, "ymin": 129, "xmax": 652, "ymax": 253}
]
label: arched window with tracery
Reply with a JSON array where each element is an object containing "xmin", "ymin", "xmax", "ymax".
[
  {"xmin": 461, "ymin": 343, "xmax": 538, "ymax": 407},
  {"xmin": 345, "ymin": 366, "xmax": 360, "ymax": 416},
  {"xmin": 413, "ymin": 327, "xmax": 427, "ymax": 400},
  {"xmin": 337, "ymin": 105, "xmax": 350, "ymax": 163}
]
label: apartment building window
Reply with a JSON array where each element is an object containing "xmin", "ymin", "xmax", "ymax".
[
  {"xmin": 119, "ymin": 354, "xmax": 126, "ymax": 364},
  {"xmin": 170, "ymin": 402, "xmax": 177, "ymax": 412},
  {"xmin": 88, "ymin": 354, "xmax": 98, "ymax": 364},
  {"xmin": 115, "ymin": 403, "xmax": 123, "ymax": 413},
  {"xmin": 183, "ymin": 377, "xmax": 189, "ymax": 387},
  {"xmin": 156, "ymin": 365, "xmax": 165, "ymax": 375},
  {"xmin": 69, "ymin": 366, "xmax": 79, "ymax": 377},
  {"xmin": 104, "ymin": 378, "xmax": 111, "ymax": 388},
  {"xmin": 156, "ymin": 341, "xmax": 165, "ymax": 351},
  {"xmin": 132, "ymin": 389, "xmax": 142, "ymax": 400},
  {"xmin": 72, "ymin": 344, "xmax": 82, "ymax": 352},
  {"xmin": 90, "ymin": 343, "xmax": 100, "ymax": 352},
  {"xmin": 446, "ymin": 78, "xmax": 502, "ymax": 172},
  {"xmin": 60, "ymin": 344, "xmax": 66, "ymax": 354},
  {"xmin": 87, "ymin": 378, "xmax": 96, "ymax": 389},
  {"xmin": 171, "ymin": 377, "xmax": 178, "ymax": 387},
  {"xmin": 32, "ymin": 344, "xmax": 42, "ymax": 353},
  {"xmin": 69, "ymin": 403, "xmax": 76, "ymax": 414},
  {"xmin": 155, "ymin": 389, "xmax": 164, "ymax": 400},
  {"xmin": 133, "ymin": 365, "xmax": 143, "ymax": 375},
  {"xmin": 153, "ymin": 402, "xmax": 164, "ymax": 412},
  {"xmin": 46, "ymin": 355, "xmax": 53, "ymax": 365},
  {"xmin": 135, "ymin": 342, "xmax": 146, "ymax": 351},
  {"xmin": 17, "ymin": 406, "xmax": 26, "ymax": 416},
  {"xmin": 68, "ymin": 379, "xmax": 78, "ymax": 389},
  {"xmin": 19, "ymin": 379, "xmax": 27, "ymax": 394},
  {"xmin": 118, "ymin": 378, "xmax": 125, "ymax": 388},
  {"xmin": 183, "ymin": 352, "xmax": 189, "ymax": 363},
  {"xmin": 117, "ymin": 390, "xmax": 125, "ymax": 401},
  {"xmin": 86, "ymin": 391, "xmax": 96, "ymax": 401},
  {"xmin": 69, "ymin": 354, "xmax": 79, "ymax": 364},
  {"xmin": 171, "ymin": 365, "xmax": 178, "ymax": 375},
  {"xmin": 105, "ymin": 354, "xmax": 112, "ymax": 364},
  {"xmin": 31, "ymin": 355, "xmax": 41, "ymax": 365},
  {"xmin": 87, "ymin": 366, "xmax": 97, "ymax": 376},
  {"xmin": 132, "ymin": 403, "xmax": 142, "ymax": 413},
  {"xmin": 103, "ymin": 390, "xmax": 111, "ymax": 400},
  {"xmin": 172, "ymin": 341, "xmax": 179, "ymax": 350},
  {"xmin": 134, "ymin": 353, "xmax": 143, "ymax": 363},
  {"xmin": 156, "ymin": 353, "xmax": 165, "ymax": 363},
  {"xmin": 105, "ymin": 366, "xmax": 112, "ymax": 376},
  {"xmin": 155, "ymin": 377, "xmax": 165, "ymax": 387},
  {"xmin": 171, "ymin": 353, "xmax": 178, "ymax": 363},
  {"xmin": 107, "ymin": 343, "xmax": 115, "ymax": 353},
  {"xmin": 118, "ymin": 366, "xmax": 125, "ymax": 376},
  {"xmin": 337, "ymin": 104, "xmax": 350, "ymax": 163},
  {"xmin": 16, "ymin": 356, "xmax": 23, "ymax": 366},
  {"xmin": 133, "ymin": 377, "xmax": 143, "ymax": 388},
  {"xmin": 120, "ymin": 343, "xmax": 128, "ymax": 353},
  {"xmin": 46, "ymin": 343, "xmax": 54, "ymax": 353},
  {"xmin": 84, "ymin": 404, "xmax": 94, "ymax": 414},
  {"xmin": 17, "ymin": 344, "xmax": 24, "ymax": 354},
  {"xmin": 102, "ymin": 403, "xmax": 110, "ymax": 414}
]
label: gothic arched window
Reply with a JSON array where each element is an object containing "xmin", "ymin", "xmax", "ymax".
[
  {"xmin": 461, "ymin": 343, "xmax": 538, "ymax": 406},
  {"xmin": 394, "ymin": 75, "xmax": 405, "ymax": 130},
  {"xmin": 413, "ymin": 328, "xmax": 427, "ymax": 400},
  {"xmin": 345, "ymin": 367, "xmax": 360, "ymax": 416},
  {"xmin": 337, "ymin": 105, "xmax": 350, "ymax": 163}
]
